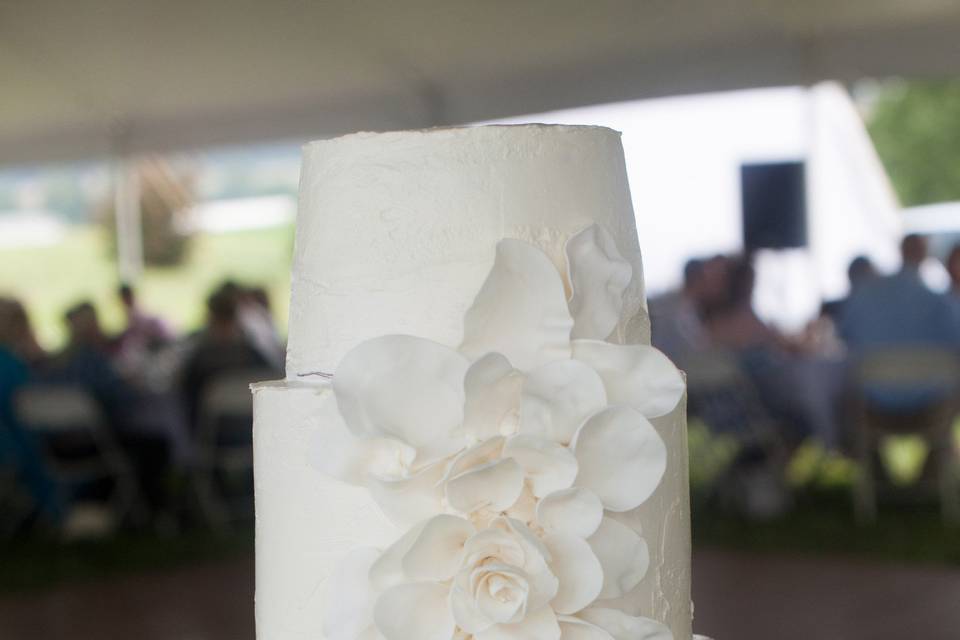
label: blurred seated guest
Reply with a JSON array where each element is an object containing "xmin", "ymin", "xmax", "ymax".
[
  {"xmin": 650, "ymin": 256, "xmax": 727, "ymax": 365},
  {"xmin": 44, "ymin": 302, "xmax": 133, "ymax": 423},
  {"xmin": 0, "ymin": 310, "xmax": 62, "ymax": 522},
  {"xmin": 709, "ymin": 258, "xmax": 847, "ymax": 450},
  {"xmin": 822, "ymin": 255, "xmax": 878, "ymax": 321},
  {"xmin": 40, "ymin": 302, "xmax": 173, "ymax": 514},
  {"xmin": 115, "ymin": 283, "xmax": 173, "ymax": 357},
  {"xmin": 237, "ymin": 285, "xmax": 284, "ymax": 370},
  {"xmin": 839, "ymin": 234, "xmax": 960, "ymax": 411},
  {"xmin": 947, "ymin": 243, "xmax": 960, "ymax": 300},
  {"xmin": 0, "ymin": 297, "xmax": 48, "ymax": 367},
  {"xmin": 181, "ymin": 288, "xmax": 275, "ymax": 433}
]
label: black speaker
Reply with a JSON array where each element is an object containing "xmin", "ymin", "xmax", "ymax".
[{"xmin": 741, "ymin": 161, "xmax": 807, "ymax": 251}]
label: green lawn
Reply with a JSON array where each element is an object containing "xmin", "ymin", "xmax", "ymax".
[{"xmin": 0, "ymin": 224, "xmax": 294, "ymax": 349}]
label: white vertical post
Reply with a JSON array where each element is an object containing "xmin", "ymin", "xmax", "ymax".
[{"xmin": 114, "ymin": 158, "xmax": 143, "ymax": 282}]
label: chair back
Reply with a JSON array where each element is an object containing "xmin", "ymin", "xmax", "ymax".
[
  {"xmin": 682, "ymin": 349, "xmax": 780, "ymax": 447},
  {"xmin": 197, "ymin": 368, "xmax": 274, "ymax": 444},
  {"xmin": 683, "ymin": 349, "xmax": 751, "ymax": 392},
  {"xmin": 14, "ymin": 384, "xmax": 142, "ymax": 528},
  {"xmin": 855, "ymin": 346, "xmax": 960, "ymax": 390},
  {"xmin": 15, "ymin": 385, "xmax": 105, "ymax": 433}
]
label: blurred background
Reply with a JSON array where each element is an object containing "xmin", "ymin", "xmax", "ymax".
[{"xmin": 2, "ymin": 2, "xmax": 960, "ymax": 638}]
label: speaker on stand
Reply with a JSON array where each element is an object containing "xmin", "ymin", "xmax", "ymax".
[{"xmin": 740, "ymin": 160, "xmax": 816, "ymax": 331}]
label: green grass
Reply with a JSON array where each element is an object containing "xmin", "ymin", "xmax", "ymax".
[
  {"xmin": 689, "ymin": 420, "xmax": 960, "ymax": 567},
  {"xmin": 0, "ymin": 224, "xmax": 294, "ymax": 349}
]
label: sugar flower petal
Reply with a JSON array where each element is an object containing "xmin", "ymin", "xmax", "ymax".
[
  {"xmin": 566, "ymin": 224, "xmax": 633, "ymax": 341},
  {"xmin": 373, "ymin": 582, "xmax": 455, "ymax": 640},
  {"xmin": 464, "ymin": 353, "xmax": 524, "ymax": 440},
  {"xmin": 520, "ymin": 360, "xmax": 607, "ymax": 445},
  {"xmin": 488, "ymin": 517, "xmax": 560, "ymax": 610},
  {"xmin": 576, "ymin": 608, "xmax": 673, "ymax": 640},
  {"xmin": 450, "ymin": 581, "xmax": 497, "ymax": 634},
  {"xmin": 543, "ymin": 533, "xmax": 604, "ymax": 614},
  {"xmin": 309, "ymin": 392, "xmax": 415, "ymax": 484},
  {"xmin": 572, "ymin": 340, "xmax": 684, "ymax": 419},
  {"xmin": 446, "ymin": 457, "xmax": 525, "ymax": 514},
  {"xmin": 323, "ymin": 547, "xmax": 381, "ymax": 640},
  {"xmin": 503, "ymin": 434, "xmax": 579, "ymax": 498},
  {"xmin": 536, "ymin": 488, "xmax": 604, "ymax": 539},
  {"xmin": 586, "ymin": 518, "xmax": 650, "ymax": 600},
  {"xmin": 572, "ymin": 406, "xmax": 666, "ymax": 511},
  {"xmin": 557, "ymin": 616, "xmax": 616, "ymax": 640},
  {"xmin": 369, "ymin": 521, "xmax": 427, "ymax": 590},
  {"xmin": 401, "ymin": 514, "xmax": 476, "ymax": 582},
  {"xmin": 334, "ymin": 334, "xmax": 469, "ymax": 464},
  {"xmin": 461, "ymin": 239, "xmax": 573, "ymax": 371},
  {"xmin": 475, "ymin": 604, "xmax": 562, "ymax": 640},
  {"xmin": 445, "ymin": 436, "xmax": 506, "ymax": 481},
  {"xmin": 368, "ymin": 460, "xmax": 447, "ymax": 528}
]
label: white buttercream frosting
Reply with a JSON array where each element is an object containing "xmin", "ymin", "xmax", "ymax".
[
  {"xmin": 286, "ymin": 125, "xmax": 649, "ymax": 378},
  {"xmin": 255, "ymin": 125, "xmax": 692, "ymax": 640}
]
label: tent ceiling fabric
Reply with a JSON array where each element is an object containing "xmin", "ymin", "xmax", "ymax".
[{"xmin": 2, "ymin": 0, "xmax": 959, "ymax": 165}]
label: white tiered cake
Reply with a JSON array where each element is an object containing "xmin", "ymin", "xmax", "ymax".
[{"xmin": 253, "ymin": 125, "xmax": 694, "ymax": 639}]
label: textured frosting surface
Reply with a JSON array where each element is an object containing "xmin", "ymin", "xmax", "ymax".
[
  {"xmin": 287, "ymin": 125, "xmax": 649, "ymax": 378},
  {"xmin": 257, "ymin": 125, "xmax": 690, "ymax": 639},
  {"xmin": 253, "ymin": 381, "xmax": 401, "ymax": 639}
]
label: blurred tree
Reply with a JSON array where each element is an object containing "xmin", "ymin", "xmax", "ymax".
[
  {"xmin": 867, "ymin": 80, "xmax": 960, "ymax": 206},
  {"xmin": 100, "ymin": 157, "xmax": 195, "ymax": 267}
]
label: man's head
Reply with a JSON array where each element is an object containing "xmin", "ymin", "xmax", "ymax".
[
  {"xmin": 65, "ymin": 301, "xmax": 101, "ymax": 345},
  {"xmin": 847, "ymin": 255, "xmax": 877, "ymax": 289},
  {"xmin": 118, "ymin": 283, "xmax": 135, "ymax": 309},
  {"xmin": 900, "ymin": 234, "xmax": 928, "ymax": 269},
  {"xmin": 206, "ymin": 288, "xmax": 239, "ymax": 335}
]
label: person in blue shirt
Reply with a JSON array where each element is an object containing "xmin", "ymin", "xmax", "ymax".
[
  {"xmin": 839, "ymin": 234, "xmax": 960, "ymax": 411},
  {"xmin": 0, "ymin": 345, "xmax": 62, "ymax": 524}
]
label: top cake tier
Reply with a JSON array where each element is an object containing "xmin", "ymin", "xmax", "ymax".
[{"xmin": 286, "ymin": 124, "xmax": 648, "ymax": 378}]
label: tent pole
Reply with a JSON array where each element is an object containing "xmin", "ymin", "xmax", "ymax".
[{"xmin": 114, "ymin": 158, "xmax": 143, "ymax": 283}]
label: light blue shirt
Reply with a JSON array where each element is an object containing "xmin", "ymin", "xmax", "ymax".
[{"xmin": 839, "ymin": 268, "xmax": 960, "ymax": 411}]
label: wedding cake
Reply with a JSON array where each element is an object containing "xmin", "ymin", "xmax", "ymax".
[{"xmin": 253, "ymin": 125, "xmax": 696, "ymax": 640}]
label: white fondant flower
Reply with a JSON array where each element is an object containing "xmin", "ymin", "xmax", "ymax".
[
  {"xmin": 587, "ymin": 517, "xmax": 650, "ymax": 600},
  {"xmin": 451, "ymin": 517, "xmax": 561, "ymax": 635},
  {"xmin": 535, "ymin": 487, "xmax": 604, "ymax": 539},
  {"xmin": 571, "ymin": 340, "xmax": 685, "ymax": 419},
  {"xmin": 312, "ymin": 223, "xmax": 687, "ymax": 639},
  {"xmin": 463, "ymin": 353, "xmax": 524, "ymax": 440},
  {"xmin": 576, "ymin": 607, "xmax": 674, "ymax": 640},
  {"xmin": 334, "ymin": 334, "xmax": 470, "ymax": 466},
  {"xmin": 565, "ymin": 224, "xmax": 633, "ymax": 341},
  {"xmin": 460, "ymin": 239, "xmax": 574, "ymax": 371},
  {"xmin": 520, "ymin": 360, "xmax": 607, "ymax": 445},
  {"xmin": 572, "ymin": 406, "xmax": 668, "ymax": 512}
]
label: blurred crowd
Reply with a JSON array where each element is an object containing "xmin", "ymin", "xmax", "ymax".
[
  {"xmin": 5, "ymin": 233, "xmax": 960, "ymax": 533},
  {"xmin": 652, "ymin": 235, "xmax": 960, "ymax": 515},
  {"xmin": 0, "ymin": 282, "xmax": 283, "ymax": 531}
]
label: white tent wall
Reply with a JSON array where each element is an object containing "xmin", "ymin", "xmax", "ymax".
[{"xmin": 489, "ymin": 82, "xmax": 903, "ymax": 330}]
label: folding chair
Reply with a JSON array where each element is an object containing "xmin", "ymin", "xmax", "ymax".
[
  {"xmin": 852, "ymin": 347, "xmax": 960, "ymax": 525},
  {"xmin": 15, "ymin": 385, "xmax": 144, "ymax": 534},
  {"xmin": 193, "ymin": 368, "xmax": 272, "ymax": 529},
  {"xmin": 683, "ymin": 349, "xmax": 791, "ymax": 518},
  {"xmin": 684, "ymin": 349, "xmax": 785, "ymax": 452}
]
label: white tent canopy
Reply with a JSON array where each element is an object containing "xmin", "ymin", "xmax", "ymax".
[{"xmin": 3, "ymin": 0, "xmax": 960, "ymax": 166}]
